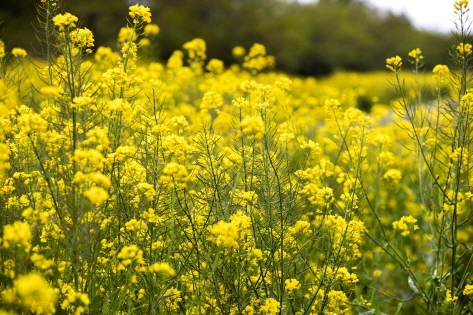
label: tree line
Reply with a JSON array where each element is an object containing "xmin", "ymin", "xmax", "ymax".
[{"xmin": 0, "ymin": 0, "xmax": 456, "ymax": 76}]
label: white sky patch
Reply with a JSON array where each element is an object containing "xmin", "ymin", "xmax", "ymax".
[
  {"xmin": 364, "ymin": 0, "xmax": 456, "ymax": 34},
  {"xmin": 294, "ymin": 0, "xmax": 463, "ymax": 34}
]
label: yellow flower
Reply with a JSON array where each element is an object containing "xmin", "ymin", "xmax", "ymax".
[
  {"xmin": 232, "ymin": 46, "xmax": 246, "ymax": 58},
  {"xmin": 0, "ymin": 40, "xmax": 5, "ymax": 58},
  {"xmin": 60, "ymin": 291, "xmax": 90, "ymax": 310},
  {"xmin": 206, "ymin": 58, "xmax": 224, "ymax": 74},
  {"xmin": 52, "ymin": 12, "xmax": 78, "ymax": 31},
  {"xmin": 200, "ymin": 91, "xmax": 224, "ymax": 110},
  {"xmin": 464, "ymin": 284, "xmax": 473, "ymax": 295},
  {"xmin": 40, "ymin": 85, "xmax": 64, "ymax": 97},
  {"xmin": 3, "ymin": 273, "xmax": 57, "ymax": 314},
  {"xmin": 162, "ymin": 162, "xmax": 189, "ymax": 180},
  {"xmin": 0, "ymin": 80, "xmax": 18, "ymax": 113},
  {"xmin": 259, "ymin": 298, "xmax": 280, "ymax": 315},
  {"xmin": 118, "ymin": 27, "xmax": 137, "ymax": 43},
  {"xmin": 183, "ymin": 38, "xmax": 207, "ymax": 60},
  {"xmin": 408, "ymin": 48, "xmax": 423, "ymax": 62},
  {"xmin": 386, "ymin": 55, "xmax": 402, "ymax": 71},
  {"xmin": 129, "ymin": 4, "xmax": 152, "ymax": 23},
  {"xmin": 164, "ymin": 287, "xmax": 182, "ymax": 311},
  {"xmin": 383, "ymin": 168, "xmax": 402, "ymax": 184},
  {"xmin": 208, "ymin": 220, "xmax": 239, "ymax": 248},
  {"xmin": 392, "ymin": 215, "xmax": 419, "ymax": 236},
  {"xmin": 1, "ymin": 221, "xmax": 32, "ymax": 249},
  {"xmin": 237, "ymin": 116, "xmax": 265, "ymax": 140},
  {"xmin": 285, "ymin": 278, "xmax": 301, "ymax": 293},
  {"xmin": 70, "ymin": 27, "xmax": 95, "ymax": 53},
  {"xmin": 144, "ymin": 23, "xmax": 160, "ymax": 36},
  {"xmin": 445, "ymin": 290, "xmax": 458, "ymax": 303},
  {"xmin": 89, "ymin": 172, "xmax": 111, "ymax": 188},
  {"xmin": 433, "ymin": 64, "xmax": 450, "ymax": 76},
  {"xmin": 11, "ymin": 48, "xmax": 27, "ymax": 57},
  {"xmin": 457, "ymin": 42, "xmax": 472, "ymax": 57},
  {"xmin": 148, "ymin": 262, "xmax": 176, "ymax": 276},
  {"xmin": 139, "ymin": 38, "xmax": 151, "ymax": 47},
  {"xmin": 84, "ymin": 186, "xmax": 109, "ymax": 204},
  {"xmin": 454, "ymin": 0, "xmax": 469, "ymax": 14},
  {"xmin": 243, "ymin": 43, "xmax": 270, "ymax": 73},
  {"xmin": 72, "ymin": 96, "xmax": 92, "ymax": 109},
  {"xmin": 117, "ymin": 244, "xmax": 146, "ymax": 270}
]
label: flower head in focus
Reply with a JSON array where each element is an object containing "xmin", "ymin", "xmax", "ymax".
[
  {"xmin": 408, "ymin": 48, "xmax": 423, "ymax": 63},
  {"xmin": 454, "ymin": 0, "xmax": 469, "ymax": 14},
  {"xmin": 386, "ymin": 56, "xmax": 402, "ymax": 71},
  {"xmin": 129, "ymin": 5, "xmax": 152, "ymax": 24},
  {"xmin": 53, "ymin": 12, "xmax": 78, "ymax": 31}
]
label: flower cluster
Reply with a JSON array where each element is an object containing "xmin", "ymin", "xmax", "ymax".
[
  {"xmin": 129, "ymin": 4, "xmax": 152, "ymax": 23},
  {"xmin": 386, "ymin": 55, "xmax": 402, "ymax": 71}
]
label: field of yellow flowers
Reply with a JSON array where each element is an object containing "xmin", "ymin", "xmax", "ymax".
[{"xmin": 1, "ymin": 0, "xmax": 473, "ymax": 314}]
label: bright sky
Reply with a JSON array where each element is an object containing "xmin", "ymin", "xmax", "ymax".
[
  {"xmin": 297, "ymin": 0, "xmax": 460, "ymax": 34},
  {"xmin": 364, "ymin": 0, "xmax": 456, "ymax": 34}
]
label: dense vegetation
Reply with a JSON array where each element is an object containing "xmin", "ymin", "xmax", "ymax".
[
  {"xmin": 1, "ymin": 0, "xmax": 473, "ymax": 314},
  {"xmin": 0, "ymin": 0, "xmax": 455, "ymax": 76}
]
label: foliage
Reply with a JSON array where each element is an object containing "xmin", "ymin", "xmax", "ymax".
[
  {"xmin": 0, "ymin": 1, "xmax": 472, "ymax": 315},
  {"xmin": 0, "ymin": 0, "xmax": 456, "ymax": 76}
]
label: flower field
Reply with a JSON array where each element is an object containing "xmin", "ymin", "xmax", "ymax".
[{"xmin": 0, "ymin": 0, "xmax": 473, "ymax": 314}]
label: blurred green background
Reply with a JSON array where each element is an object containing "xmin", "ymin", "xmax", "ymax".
[{"xmin": 0, "ymin": 0, "xmax": 457, "ymax": 76}]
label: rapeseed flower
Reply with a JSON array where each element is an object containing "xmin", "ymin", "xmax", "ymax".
[
  {"xmin": 167, "ymin": 50, "xmax": 184, "ymax": 69},
  {"xmin": 118, "ymin": 27, "xmax": 137, "ymax": 43},
  {"xmin": 408, "ymin": 48, "xmax": 423, "ymax": 62},
  {"xmin": 392, "ymin": 215, "xmax": 419, "ymax": 236},
  {"xmin": 386, "ymin": 56, "xmax": 402, "ymax": 71},
  {"xmin": 232, "ymin": 46, "xmax": 246, "ymax": 58},
  {"xmin": 445, "ymin": 290, "xmax": 458, "ymax": 303},
  {"xmin": 383, "ymin": 168, "xmax": 402, "ymax": 184},
  {"xmin": 148, "ymin": 262, "xmax": 175, "ymax": 276},
  {"xmin": 183, "ymin": 38, "xmax": 207, "ymax": 61},
  {"xmin": 243, "ymin": 43, "xmax": 271, "ymax": 73},
  {"xmin": 238, "ymin": 116, "xmax": 265, "ymax": 140},
  {"xmin": 2, "ymin": 273, "xmax": 57, "ymax": 314},
  {"xmin": 206, "ymin": 58, "xmax": 224, "ymax": 74},
  {"xmin": 52, "ymin": 12, "xmax": 78, "ymax": 31},
  {"xmin": 11, "ymin": 48, "xmax": 27, "ymax": 57},
  {"xmin": 259, "ymin": 298, "xmax": 280, "ymax": 315},
  {"xmin": 0, "ymin": 40, "xmax": 5, "ymax": 58},
  {"xmin": 432, "ymin": 64, "xmax": 450, "ymax": 77},
  {"xmin": 208, "ymin": 220, "xmax": 239, "ymax": 248},
  {"xmin": 84, "ymin": 186, "xmax": 109, "ymax": 204},
  {"xmin": 129, "ymin": 4, "xmax": 152, "ymax": 23},
  {"xmin": 454, "ymin": 0, "xmax": 469, "ymax": 14},
  {"xmin": 144, "ymin": 23, "xmax": 159, "ymax": 36},
  {"xmin": 60, "ymin": 291, "xmax": 90, "ymax": 309},
  {"xmin": 164, "ymin": 288, "xmax": 182, "ymax": 311},
  {"xmin": 200, "ymin": 91, "xmax": 224, "ymax": 110},
  {"xmin": 464, "ymin": 284, "xmax": 473, "ymax": 295},
  {"xmin": 457, "ymin": 43, "xmax": 472, "ymax": 57},
  {"xmin": 40, "ymin": 85, "xmax": 64, "ymax": 97},
  {"xmin": 1, "ymin": 221, "xmax": 32, "ymax": 249},
  {"xmin": 285, "ymin": 278, "xmax": 301, "ymax": 293},
  {"xmin": 70, "ymin": 28, "xmax": 94, "ymax": 54}
]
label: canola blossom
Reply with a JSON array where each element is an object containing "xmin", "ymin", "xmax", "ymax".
[{"xmin": 0, "ymin": 1, "xmax": 473, "ymax": 315}]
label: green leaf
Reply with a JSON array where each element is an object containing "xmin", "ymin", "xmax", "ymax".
[
  {"xmin": 414, "ymin": 303, "xmax": 433, "ymax": 315},
  {"xmin": 102, "ymin": 300, "xmax": 110, "ymax": 315}
]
